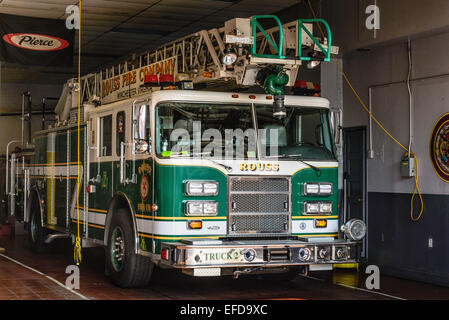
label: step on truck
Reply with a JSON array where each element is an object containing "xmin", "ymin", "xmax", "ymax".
[{"xmin": 7, "ymin": 15, "xmax": 366, "ymax": 287}]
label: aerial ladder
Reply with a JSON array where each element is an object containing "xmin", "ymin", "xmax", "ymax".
[{"xmin": 55, "ymin": 15, "xmax": 338, "ymax": 123}]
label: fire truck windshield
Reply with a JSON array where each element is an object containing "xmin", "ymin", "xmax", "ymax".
[
  {"xmin": 155, "ymin": 102, "xmax": 336, "ymax": 161},
  {"xmin": 255, "ymin": 104, "xmax": 336, "ymax": 161}
]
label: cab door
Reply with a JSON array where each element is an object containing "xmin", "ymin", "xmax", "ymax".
[
  {"xmin": 118, "ymin": 99, "xmax": 153, "ymax": 252},
  {"xmin": 85, "ymin": 110, "xmax": 116, "ymax": 239},
  {"xmin": 117, "ymin": 99, "xmax": 151, "ymax": 191}
]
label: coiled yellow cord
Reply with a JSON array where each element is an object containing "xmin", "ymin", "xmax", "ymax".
[
  {"xmin": 306, "ymin": 0, "xmax": 424, "ymax": 221},
  {"xmin": 74, "ymin": 235, "xmax": 82, "ymax": 265},
  {"xmin": 410, "ymin": 154, "xmax": 424, "ymax": 221}
]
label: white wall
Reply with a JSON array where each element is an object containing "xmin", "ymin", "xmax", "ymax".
[
  {"xmin": 328, "ymin": 0, "xmax": 449, "ymax": 53},
  {"xmin": 342, "ymin": 31, "xmax": 449, "ymax": 195}
]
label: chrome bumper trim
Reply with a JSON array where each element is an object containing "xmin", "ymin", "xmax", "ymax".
[{"xmin": 160, "ymin": 239, "xmax": 360, "ymax": 269}]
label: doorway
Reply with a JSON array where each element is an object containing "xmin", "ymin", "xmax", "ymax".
[{"xmin": 343, "ymin": 126, "xmax": 368, "ymax": 259}]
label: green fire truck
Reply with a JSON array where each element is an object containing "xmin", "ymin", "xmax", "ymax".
[{"xmin": 8, "ymin": 16, "xmax": 366, "ymax": 287}]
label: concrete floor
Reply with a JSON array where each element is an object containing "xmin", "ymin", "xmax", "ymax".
[{"xmin": 1, "ymin": 234, "xmax": 449, "ymax": 300}]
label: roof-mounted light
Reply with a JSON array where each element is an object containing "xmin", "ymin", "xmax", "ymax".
[
  {"xmin": 159, "ymin": 74, "xmax": 174, "ymax": 87},
  {"xmin": 222, "ymin": 50, "xmax": 237, "ymax": 66},
  {"xmin": 144, "ymin": 74, "xmax": 159, "ymax": 87}
]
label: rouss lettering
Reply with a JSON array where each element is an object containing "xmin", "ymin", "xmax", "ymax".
[{"xmin": 240, "ymin": 162, "xmax": 279, "ymax": 172}]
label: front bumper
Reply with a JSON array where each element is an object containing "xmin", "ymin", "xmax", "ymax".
[{"xmin": 160, "ymin": 238, "xmax": 360, "ymax": 269}]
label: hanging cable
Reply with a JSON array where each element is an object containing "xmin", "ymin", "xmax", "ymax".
[
  {"xmin": 74, "ymin": 0, "xmax": 82, "ymax": 265},
  {"xmin": 407, "ymin": 37, "xmax": 413, "ymax": 154},
  {"xmin": 306, "ymin": 0, "xmax": 423, "ymax": 221},
  {"xmin": 405, "ymin": 37, "xmax": 423, "ymax": 221}
]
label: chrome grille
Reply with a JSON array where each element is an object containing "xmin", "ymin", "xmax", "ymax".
[
  {"xmin": 231, "ymin": 178, "xmax": 289, "ymax": 193},
  {"xmin": 228, "ymin": 176, "xmax": 290, "ymax": 236},
  {"xmin": 230, "ymin": 193, "xmax": 289, "ymax": 213}
]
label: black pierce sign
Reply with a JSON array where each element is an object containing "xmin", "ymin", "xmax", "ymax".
[
  {"xmin": 3, "ymin": 33, "xmax": 70, "ymax": 51},
  {"xmin": 0, "ymin": 14, "xmax": 74, "ymax": 67}
]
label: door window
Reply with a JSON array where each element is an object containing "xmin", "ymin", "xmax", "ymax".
[
  {"xmin": 116, "ymin": 111, "xmax": 126, "ymax": 156},
  {"xmin": 133, "ymin": 104, "xmax": 150, "ymax": 153},
  {"xmin": 99, "ymin": 115, "xmax": 112, "ymax": 157}
]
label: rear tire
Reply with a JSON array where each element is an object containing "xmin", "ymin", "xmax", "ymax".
[
  {"xmin": 105, "ymin": 208, "xmax": 154, "ymax": 287},
  {"xmin": 27, "ymin": 197, "xmax": 49, "ymax": 253}
]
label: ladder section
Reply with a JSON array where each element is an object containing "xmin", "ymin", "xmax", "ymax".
[
  {"xmin": 298, "ymin": 19, "xmax": 333, "ymax": 62},
  {"xmin": 251, "ymin": 15, "xmax": 286, "ymax": 59},
  {"xmin": 59, "ymin": 15, "xmax": 338, "ymax": 115}
]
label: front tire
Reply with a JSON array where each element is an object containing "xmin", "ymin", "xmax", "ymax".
[{"xmin": 105, "ymin": 209, "xmax": 154, "ymax": 287}]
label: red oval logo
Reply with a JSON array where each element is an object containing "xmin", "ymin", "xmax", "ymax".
[{"xmin": 2, "ymin": 33, "xmax": 69, "ymax": 51}]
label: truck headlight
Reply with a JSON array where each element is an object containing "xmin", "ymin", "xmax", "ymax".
[
  {"xmin": 319, "ymin": 183, "xmax": 333, "ymax": 195},
  {"xmin": 319, "ymin": 202, "xmax": 332, "ymax": 214},
  {"xmin": 304, "ymin": 183, "xmax": 333, "ymax": 195},
  {"xmin": 185, "ymin": 201, "xmax": 218, "ymax": 216},
  {"xmin": 203, "ymin": 182, "xmax": 219, "ymax": 195},
  {"xmin": 305, "ymin": 202, "xmax": 320, "ymax": 214},
  {"xmin": 304, "ymin": 202, "xmax": 333, "ymax": 215},
  {"xmin": 185, "ymin": 181, "xmax": 218, "ymax": 196},
  {"xmin": 304, "ymin": 183, "xmax": 319, "ymax": 195},
  {"xmin": 341, "ymin": 219, "xmax": 366, "ymax": 241},
  {"xmin": 203, "ymin": 202, "xmax": 218, "ymax": 215},
  {"xmin": 186, "ymin": 202, "xmax": 203, "ymax": 215}
]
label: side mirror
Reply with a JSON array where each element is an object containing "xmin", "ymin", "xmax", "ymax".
[
  {"xmin": 132, "ymin": 103, "xmax": 150, "ymax": 154},
  {"xmin": 330, "ymin": 108, "xmax": 342, "ymax": 145}
]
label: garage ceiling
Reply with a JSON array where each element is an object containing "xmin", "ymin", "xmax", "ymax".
[{"xmin": 0, "ymin": 0, "xmax": 300, "ymax": 84}]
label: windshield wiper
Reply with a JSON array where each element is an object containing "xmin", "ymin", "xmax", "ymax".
[
  {"xmin": 206, "ymin": 159, "xmax": 233, "ymax": 172},
  {"xmin": 195, "ymin": 152, "xmax": 233, "ymax": 172},
  {"xmin": 266, "ymin": 154, "xmax": 321, "ymax": 175},
  {"xmin": 283, "ymin": 155, "xmax": 321, "ymax": 175},
  {"xmin": 168, "ymin": 152, "xmax": 233, "ymax": 172}
]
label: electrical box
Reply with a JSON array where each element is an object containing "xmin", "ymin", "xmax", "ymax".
[
  {"xmin": 224, "ymin": 18, "xmax": 251, "ymax": 37},
  {"xmin": 401, "ymin": 155, "xmax": 415, "ymax": 177},
  {"xmin": 224, "ymin": 18, "xmax": 253, "ymax": 44}
]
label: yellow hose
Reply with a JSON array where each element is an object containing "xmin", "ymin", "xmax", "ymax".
[
  {"xmin": 306, "ymin": 0, "xmax": 423, "ymax": 221},
  {"xmin": 74, "ymin": 0, "xmax": 82, "ymax": 265}
]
